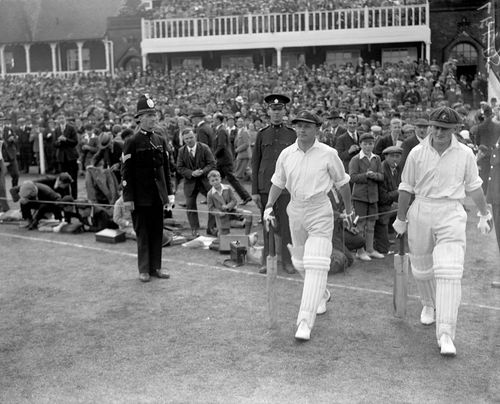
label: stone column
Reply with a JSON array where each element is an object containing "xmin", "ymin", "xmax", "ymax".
[
  {"xmin": 103, "ymin": 39, "xmax": 110, "ymax": 72},
  {"xmin": 142, "ymin": 53, "xmax": 148, "ymax": 71},
  {"xmin": 76, "ymin": 41, "xmax": 84, "ymax": 72},
  {"xmin": 0, "ymin": 45, "xmax": 5, "ymax": 78},
  {"xmin": 24, "ymin": 43, "xmax": 31, "ymax": 73},
  {"xmin": 275, "ymin": 47, "xmax": 282, "ymax": 70},
  {"xmin": 50, "ymin": 42, "xmax": 57, "ymax": 73}
]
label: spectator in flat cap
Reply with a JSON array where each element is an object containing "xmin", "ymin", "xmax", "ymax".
[
  {"xmin": 349, "ymin": 130, "xmax": 384, "ymax": 261},
  {"xmin": 335, "ymin": 114, "xmax": 361, "ymax": 171},
  {"xmin": 370, "ymin": 125, "xmax": 383, "ymax": 142},
  {"xmin": 17, "ymin": 181, "xmax": 64, "ymax": 230},
  {"xmin": 401, "ymin": 124, "xmax": 416, "ymax": 141},
  {"xmin": 374, "ymin": 145, "xmax": 403, "ymax": 254},
  {"xmin": 374, "ymin": 117, "xmax": 403, "ymax": 158},
  {"xmin": 190, "ymin": 108, "xmax": 215, "ymax": 151}
]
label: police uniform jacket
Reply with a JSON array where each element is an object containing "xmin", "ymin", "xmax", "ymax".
[
  {"xmin": 251, "ymin": 123, "xmax": 296, "ymax": 195},
  {"xmin": 487, "ymin": 141, "xmax": 500, "ymax": 205},
  {"xmin": 121, "ymin": 129, "xmax": 173, "ymax": 207}
]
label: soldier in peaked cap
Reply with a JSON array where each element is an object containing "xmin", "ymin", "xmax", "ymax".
[
  {"xmin": 252, "ymin": 94, "xmax": 296, "ymax": 274},
  {"xmin": 264, "ymin": 110, "xmax": 354, "ymax": 341},
  {"xmin": 393, "ymin": 106, "xmax": 492, "ymax": 356},
  {"xmin": 122, "ymin": 95, "xmax": 175, "ymax": 282}
]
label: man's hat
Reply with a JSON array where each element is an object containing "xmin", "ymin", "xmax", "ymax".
[
  {"xmin": 190, "ymin": 108, "xmax": 206, "ymax": 118},
  {"xmin": 370, "ymin": 125, "xmax": 382, "ymax": 133},
  {"xmin": 428, "ymin": 106, "xmax": 461, "ymax": 128},
  {"xmin": 98, "ymin": 132, "xmax": 113, "ymax": 149},
  {"xmin": 402, "ymin": 124, "xmax": 416, "ymax": 133},
  {"xmin": 359, "ymin": 132, "xmax": 375, "ymax": 142},
  {"xmin": 135, "ymin": 94, "xmax": 156, "ymax": 118},
  {"xmin": 413, "ymin": 118, "xmax": 429, "ymax": 127},
  {"xmin": 19, "ymin": 181, "xmax": 38, "ymax": 203},
  {"xmin": 383, "ymin": 145, "xmax": 403, "ymax": 155},
  {"xmin": 58, "ymin": 172, "xmax": 74, "ymax": 184},
  {"xmin": 327, "ymin": 109, "xmax": 343, "ymax": 119},
  {"xmin": 291, "ymin": 110, "xmax": 321, "ymax": 126},
  {"xmin": 264, "ymin": 94, "xmax": 290, "ymax": 109},
  {"xmin": 483, "ymin": 105, "xmax": 493, "ymax": 116}
]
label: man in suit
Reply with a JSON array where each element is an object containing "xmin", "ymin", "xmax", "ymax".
[
  {"xmin": 374, "ymin": 117, "xmax": 404, "ymax": 157},
  {"xmin": 54, "ymin": 113, "xmax": 79, "ymax": 198},
  {"xmin": 121, "ymin": 94, "xmax": 175, "ymax": 282},
  {"xmin": 15, "ymin": 117, "xmax": 32, "ymax": 173},
  {"xmin": 320, "ymin": 109, "xmax": 346, "ymax": 148},
  {"xmin": 190, "ymin": 109, "xmax": 215, "ymax": 151},
  {"xmin": 177, "ymin": 127, "xmax": 217, "ymax": 236},
  {"xmin": 335, "ymin": 114, "xmax": 361, "ymax": 171},
  {"xmin": 1, "ymin": 116, "xmax": 20, "ymax": 187},
  {"xmin": 252, "ymin": 94, "xmax": 296, "ymax": 274},
  {"xmin": 374, "ymin": 146, "xmax": 403, "ymax": 253},
  {"xmin": 213, "ymin": 113, "xmax": 252, "ymax": 205},
  {"xmin": 399, "ymin": 118, "xmax": 429, "ymax": 169}
]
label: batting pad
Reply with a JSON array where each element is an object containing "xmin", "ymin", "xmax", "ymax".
[
  {"xmin": 288, "ymin": 244, "xmax": 305, "ymax": 277},
  {"xmin": 297, "ymin": 237, "xmax": 331, "ymax": 328},
  {"xmin": 435, "ymin": 278, "xmax": 461, "ymax": 341},
  {"xmin": 433, "ymin": 243, "xmax": 465, "ymax": 280}
]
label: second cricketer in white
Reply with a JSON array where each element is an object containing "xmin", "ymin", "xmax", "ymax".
[
  {"xmin": 264, "ymin": 111, "xmax": 354, "ymax": 341},
  {"xmin": 393, "ymin": 106, "xmax": 492, "ymax": 356}
]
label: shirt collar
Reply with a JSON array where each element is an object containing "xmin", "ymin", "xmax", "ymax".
[
  {"xmin": 291, "ymin": 138, "xmax": 321, "ymax": 152},
  {"xmin": 359, "ymin": 150, "xmax": 375, "ymax": 160},
  {"xmin": 422, "ymin": 133, "xmax": 461, "ymax": 152},
  {"xmin": 212, "ymin": 183, "xmax": 229, "ymax": 195}
]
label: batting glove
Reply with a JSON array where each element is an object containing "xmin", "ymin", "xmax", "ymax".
[
  {"xmin": 168, "ymin": 195, "xmax": 175, "ymax": 205},
  {"xmin": 393, "ymin": 217, "xmax": 408, "ymax": 235},
  {"xmin": 477, "ymin": 211, "xmax": 493, "ymax": 235},
  {"xmin": 263, "ymin": 207, "xmax": 276, "ymax": 231}
]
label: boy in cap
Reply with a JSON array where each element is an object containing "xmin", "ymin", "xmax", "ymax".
[
  {"xmin": 374, "ymin": 145, "xmax": 403, "ymax": 254},
  {"xmin": 264, "ymin": 110, "xmax": 354, "ymax": 340},
  {"xmin": 349, "ymin": 132, "xmax": 385, "ymax": 261},
  {"xmin": 393, "ymin": 106, "xmax": 492, "ymax": 356},
  {"xmin": 121, "ymin": 94, "xmax": 175, "ymax": 282},
  {"xmin": 252, "ymin": 94, "xmax": 296, "ymax": 274}
]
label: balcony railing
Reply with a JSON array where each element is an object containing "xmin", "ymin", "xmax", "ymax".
[{"xmin": 143, "ymin": 4, "xmax": 428, "ymax": 40}]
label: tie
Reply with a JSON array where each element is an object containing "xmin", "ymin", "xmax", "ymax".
[{"xmin": 190, "ymin": 148, "xmax": 195, "ymax": 158}]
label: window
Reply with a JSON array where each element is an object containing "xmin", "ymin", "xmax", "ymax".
[
  {"xmin": 326, "ymin": 50, "xmax": 360, "ymax": 67},
  {"xmin": 450, "ymin": 43, "xmax": 478, "ymax": 65},
  {"xmin": 66, "ymin": 48, "xmax": 90, "ymax": 71}
]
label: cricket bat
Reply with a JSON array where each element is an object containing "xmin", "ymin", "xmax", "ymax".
[
  {"xmin": 393, "ymin": 234, "xmax": 409, "ymax": 318},
  {"xmin": 267, "ymin": 225, "xmax": 278, "ymax": 329}
]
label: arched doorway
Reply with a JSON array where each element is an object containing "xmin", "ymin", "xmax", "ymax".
[{"xmin": 449, "ymin": 42, "xmax": 478, "ymax": 83}]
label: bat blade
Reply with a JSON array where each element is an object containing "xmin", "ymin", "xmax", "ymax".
[
  {"xmin": 393, "ymin": 236, "xmax": 409, "ymax": 318},
  {"xmin": 267, "ymin": 254, "xmax": 278, "ymax": 329}
]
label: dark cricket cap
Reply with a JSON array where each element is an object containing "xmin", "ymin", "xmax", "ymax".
[
  {"xmin": 428, "ymin": 106, "xmax": 461, "ymax": 128},
  {"xmin": 291, "ymin": 110, "xmax": 322, "ymax": 126},
  {"xmin": 264, "ymin": 94, "xmax": 290, "ymax": 109},
  {"xmin": 359, "ymin": 132, "xmax": 375, "ymax": 142},
  {"xmin": 383, "ymin": 145, "xmax": 403, "ymax": 155},
  {"xmin": 190, "ymin": 108, "xmax": 206, "ymax": 118},
  {"xmin": 135, "ymin": 94, "xmax": 156, "ymax": 118}
]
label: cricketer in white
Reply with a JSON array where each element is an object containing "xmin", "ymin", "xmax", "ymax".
[
  {"xmin": 264, "ymin": 110, "xmax": 354, "ymax": 341},
  {"xmin": 393, "ymin": 106, "xmax": 492, "ymax": 356}
]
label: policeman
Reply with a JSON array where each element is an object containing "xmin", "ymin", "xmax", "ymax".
[
  {"xmin": 251, "ymin": 94, "xmax": 296, "ymax": 274},
  {"xmin": 122, "ymin": 95, "xmax": 175, "ymax": 282}
]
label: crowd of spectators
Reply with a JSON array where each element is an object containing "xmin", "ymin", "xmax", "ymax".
[
  {"xmin": 121, "ymin": 0, "xmax": 426, "ymax": 19},
  {"xmin": 0, "ymin": 55, "xmax": 494, "ymax": 263}
]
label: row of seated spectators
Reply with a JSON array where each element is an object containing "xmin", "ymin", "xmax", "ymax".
[{"xmin": 123, "ymin": 0, "xmax": 425, "ymax": 19}]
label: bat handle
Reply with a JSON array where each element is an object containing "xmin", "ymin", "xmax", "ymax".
[
  {"xmin": 399, "ymin": 233, "xmax": 405, "ymax": 255},
  {"xmin": 268, "ymin": 224, "xmax": 275, "ymax": 256}
]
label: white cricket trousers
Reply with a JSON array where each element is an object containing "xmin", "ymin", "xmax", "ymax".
[
  {"xmin": 407, "ymin": 196, "xmax": 467, "ymax": 341},
  {"xmin": 287, "ymin": 193, "xmax": 333, "ymax": 329}
]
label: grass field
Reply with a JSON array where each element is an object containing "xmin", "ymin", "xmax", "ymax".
[{"xmin": 1, "ymin": 177, "xmax": 499, "ymax": 403}]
